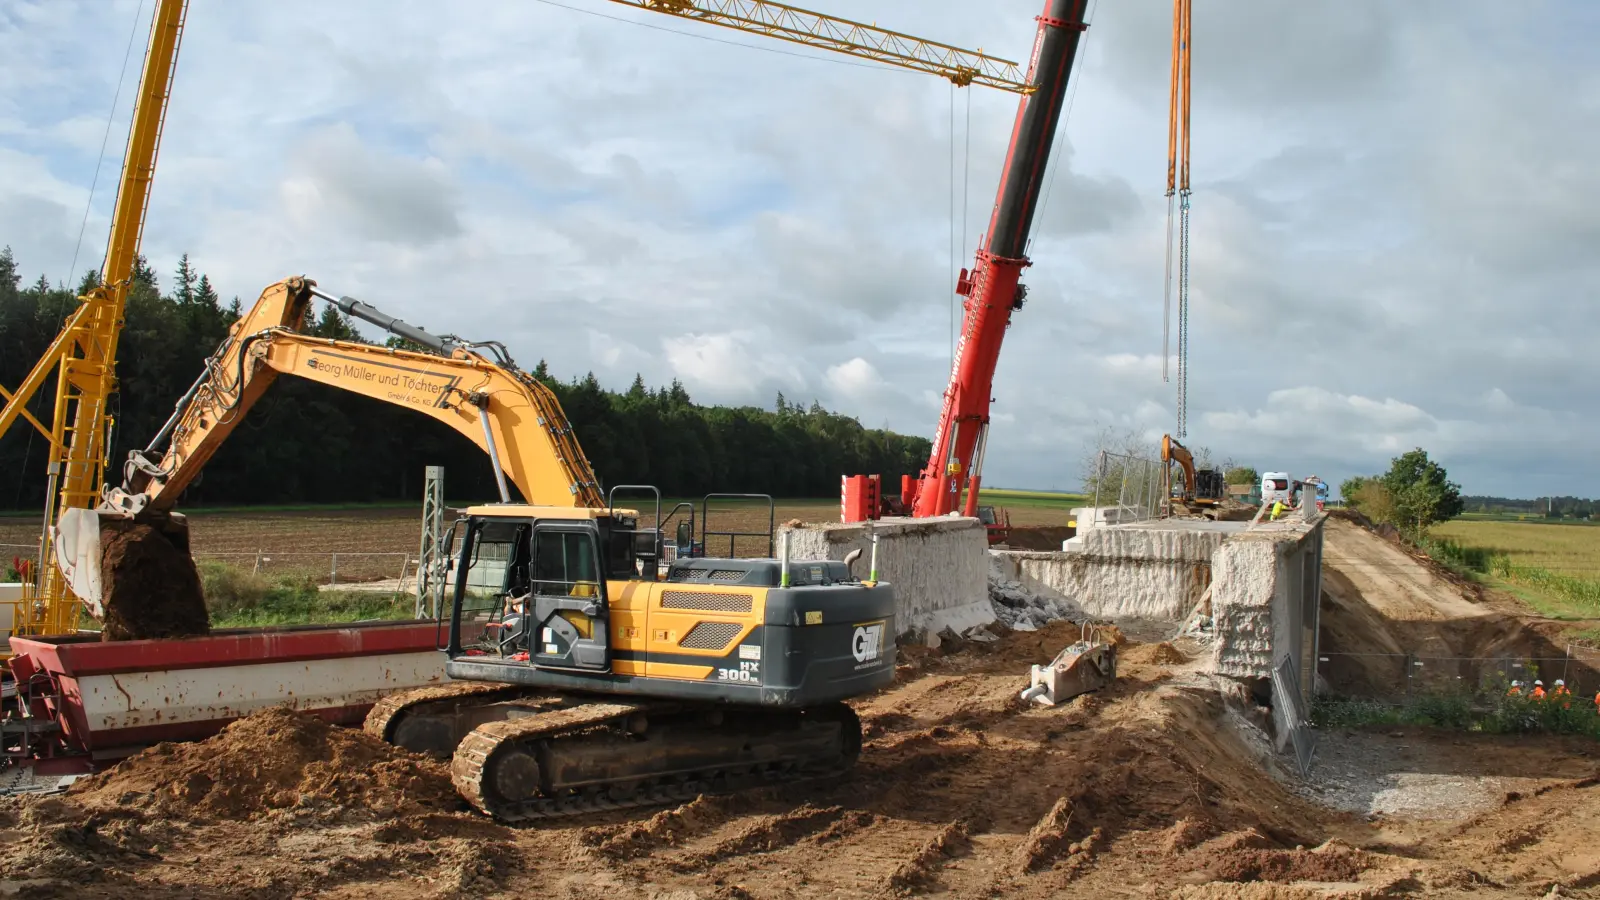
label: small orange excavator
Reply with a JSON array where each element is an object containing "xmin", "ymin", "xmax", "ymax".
[{"xmin": 1161, "ymin": 434, "xmax": 1224, "ymax": 514}]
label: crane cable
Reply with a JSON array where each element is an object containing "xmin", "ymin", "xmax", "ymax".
[
  {"xmin": 66, "ymin": 0, "xmax": 147, "ymax": 299},
  {"xmin": 1162, "ymin": 0, "xmax": 1192, "ymax": 439}
]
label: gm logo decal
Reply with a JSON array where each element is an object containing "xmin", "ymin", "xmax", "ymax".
[{"xmin": 852, "ymin": 621, "xmax": 884, "ymax": 664}]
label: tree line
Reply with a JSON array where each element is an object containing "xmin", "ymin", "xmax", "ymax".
[
  {"xmin": 1461, "ymin": 496, "xmax": 1596, "ymax": 520},
  {"xmin": 0, "ymin": 249, "xmax": 930, "ymax": 510}
]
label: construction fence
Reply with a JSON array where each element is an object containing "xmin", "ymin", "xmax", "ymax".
[
  {"xmin": 1318, "ymin": 647, "xmax": 1600, "ymax": 704},
  {"xmin": 1088, "ymin": 450, "xmax": 1162, "ymax": 525}
]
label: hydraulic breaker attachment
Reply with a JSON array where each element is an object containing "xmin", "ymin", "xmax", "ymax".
[{"xmin": 1019, "ymin": 624, "xmax": 1117, "ymax": 706}]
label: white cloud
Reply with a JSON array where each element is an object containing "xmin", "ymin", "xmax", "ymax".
[
  {"xmin": 661, "ymin": 331, "xmax": 805, "ymax": 403},
  {"xmin": 824, "ymin": 357, "xmax": 883, "ymax": 398},
  {"xmin": 3, "ymin": 0, "xmax": 1597, "ymax": 498}
]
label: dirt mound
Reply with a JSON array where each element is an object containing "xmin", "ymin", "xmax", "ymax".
[
  {"xmin": 72, "ymin": 706, "xmax": 455, "ymax": 822},
  {"xmin": 1003, "ymin": 526, "xmax": 1075, "ymax": 552},
  {"xmin": 99, "ymin": 519, "xmax": 209, "ymax": 641},
  {"xmin": 1327, "ymin": 509, "xmax": 1483, "ymax": 599},
  {"xmin": 1122, "ymin": 641, "xmax": 1188, "ymax": 666},
  {"xmin": 1200, "ymin": 841, "xmax": 1374, "ymax": 883}
]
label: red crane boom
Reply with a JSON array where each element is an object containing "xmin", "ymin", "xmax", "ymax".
[
  {"xmin": 902, "ymin": 0, "xmax": 1091, "ymax": 520},
  {"xmin": 838, "ymin": 0, "xmax": 1088, "ymax": 525}
]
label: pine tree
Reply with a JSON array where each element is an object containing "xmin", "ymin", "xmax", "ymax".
[
  {"xmin": 0, "ymin": 246, "xmax": 17, "ymax": 294},
  {"xmin": 627, "ymin": 373, "xmax": 647, "ymax": 400},
  {"xmin": 132, "ymin": 255, "xmax": 157, "ymax": 292},
  {"xmin": 174, "ymin": 254, "xmax": 197, "ymax": 305},
  {"xmin": 195, "ymin": 274, "xmax": 220, "ymax": 309}
]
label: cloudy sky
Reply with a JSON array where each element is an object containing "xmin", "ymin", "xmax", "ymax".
[{"xmin": 3, "ymin": 1, "xmax": 1596, "ymax": 497}]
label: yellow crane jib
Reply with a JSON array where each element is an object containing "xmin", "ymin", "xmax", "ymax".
[{"xmin": 613, "ymin": 0, "xmax": 1032, "ymax": 94}]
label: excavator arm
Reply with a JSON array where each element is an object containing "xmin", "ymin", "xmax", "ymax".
[
  {"xmin": 56, "ymin": 277, "xmax": 606, "ymax": 635},
  {"xmin": 108, "ymin": 276, "xmax": 605, "ymax": 515},
  {"xmin": 1162, "ymin": 433, "xmax": 1197, "ymax": 500}
]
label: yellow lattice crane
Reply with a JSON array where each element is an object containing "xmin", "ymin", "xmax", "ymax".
[
  {"xmin": 0, "ymin": 0, "xmax": 189, "ymax": 640},
  {"xmin": 609, "ymin": 0, "xmax": 1032, "ymax": 93}
]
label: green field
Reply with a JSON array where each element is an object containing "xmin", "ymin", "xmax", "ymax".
[
  {"xmin": 978, "ymin": 489, "xmax": 1085, "ymax": 526},
  {"xmin": 1433, "ymin": 520, "xmax": 1600, "ymax": 579},
  {"xmin": 1430, "ymin": 519, "xmax": 1600, "ymax": 629}
]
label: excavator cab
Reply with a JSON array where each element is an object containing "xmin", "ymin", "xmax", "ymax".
[{"xmin": 453, "ymin": 511, "xmax": 615, "ymax": 672}]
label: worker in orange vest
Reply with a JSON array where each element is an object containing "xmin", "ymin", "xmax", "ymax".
[
  {"xmin": 1552, "ymin": 680, "xmax": 1571, "ymax": 708},
  {"xmin": 1508, "ymin": 680, "xmax": 1523, "ymax": 697},
  {"xmin": 1531, "ymin": 680, "xmax": 1547, "ymax": 700}
]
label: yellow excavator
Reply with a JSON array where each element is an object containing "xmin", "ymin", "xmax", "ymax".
[{"xmin": 60, "ymin": 276, "xmax": 895, "ymax": 819}]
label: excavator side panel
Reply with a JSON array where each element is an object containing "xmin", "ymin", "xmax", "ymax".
[
  {"xmin": 607, "ymin": 580, "xmax": 653, "ymax": 677},
  {"xmin": 642, "ymin": 581, "xmax": 766, "ymax": 683},
  {"xmin": 445, "ymin": 581, "xmax": 896, "ymax": 709}
]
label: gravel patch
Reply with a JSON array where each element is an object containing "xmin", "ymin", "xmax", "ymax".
[{"xmin": 1292, "ymin": 730, "xmax": 1511, "ymax": 819}]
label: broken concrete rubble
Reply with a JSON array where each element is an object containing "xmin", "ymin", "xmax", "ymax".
[{"xmin": 987, "ymin": 553, "xmax": 1085, "ymax": 632}]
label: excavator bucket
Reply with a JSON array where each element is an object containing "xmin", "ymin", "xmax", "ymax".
[
  {"xmin": 1019, "ymin": 625, "xmax": 1117, "ymax": 706},
  {"xmin": 54, "ymin": 508, "xmax": 209, "ymax": 641}
]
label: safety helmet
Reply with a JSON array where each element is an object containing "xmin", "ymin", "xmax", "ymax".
[
  {"xmin": 1536, "ymin": 680, "xmax": 1545, "ymax": 686},
  {"xmin": 1555, "ymin": 680, "xmax": 1566, "ymax": 687},
  {"xmin": 1512, "ymin": 680, "xmax": 1522, "ymax": 686}
]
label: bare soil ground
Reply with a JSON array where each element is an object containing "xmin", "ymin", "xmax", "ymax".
[
  {"xmin": 5, "ymin": 622, "xmax": 1600, "ymax": 899},
  {"xmin": 1, "ymin": 496, "xmax": 1076, "ymax": 562}
]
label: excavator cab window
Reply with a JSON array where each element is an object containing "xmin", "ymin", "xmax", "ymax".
[
  {"xmin": 524, "ymin": 522, "xmax": 611, "ymax": 671},
  {"xmin": 451, "ymin": 518, "xmax": 531, "ymax": 654}
]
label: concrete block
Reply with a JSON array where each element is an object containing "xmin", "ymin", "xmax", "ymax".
[
  {"xmin": 783, "ymin": 517, "xmax": 990, "ymax": 636},
  {"xmin": 1205, "ymin": 524, "xmax": 1322, "ymax": 680},
  {"xmin": 996, "ymin": 521, "xmax": 1223, "ymax": 622},
  {"xmin": 1209, "ymin": 540, "xmax": 1278, "ymax": 678}
]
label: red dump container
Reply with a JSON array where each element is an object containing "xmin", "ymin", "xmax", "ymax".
[{"xmin": 5, "ymin": 620, "xmax": 447, "ymax": 772}]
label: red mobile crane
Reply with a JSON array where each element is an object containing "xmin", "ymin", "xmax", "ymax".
[{"xmin": 842, "ymin": 0, "xmax": 1091, "ymax": 534}]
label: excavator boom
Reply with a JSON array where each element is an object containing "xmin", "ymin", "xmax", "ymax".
[
  {"xmin": 58, "ymin": 277, "xmax": 606, "ymax": 636},
  {"xmin": 113, "ymin": 277, "xmax": 603, "ymax": 516}
]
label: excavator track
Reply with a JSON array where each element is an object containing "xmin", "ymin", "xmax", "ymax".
[
  {"xmin": 449, "ymin": 701, "xmax": 862, "ymax": 822},
  {"xmin": 363, "ymin": 680, "xmax": 523, "ymax": 743}
]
